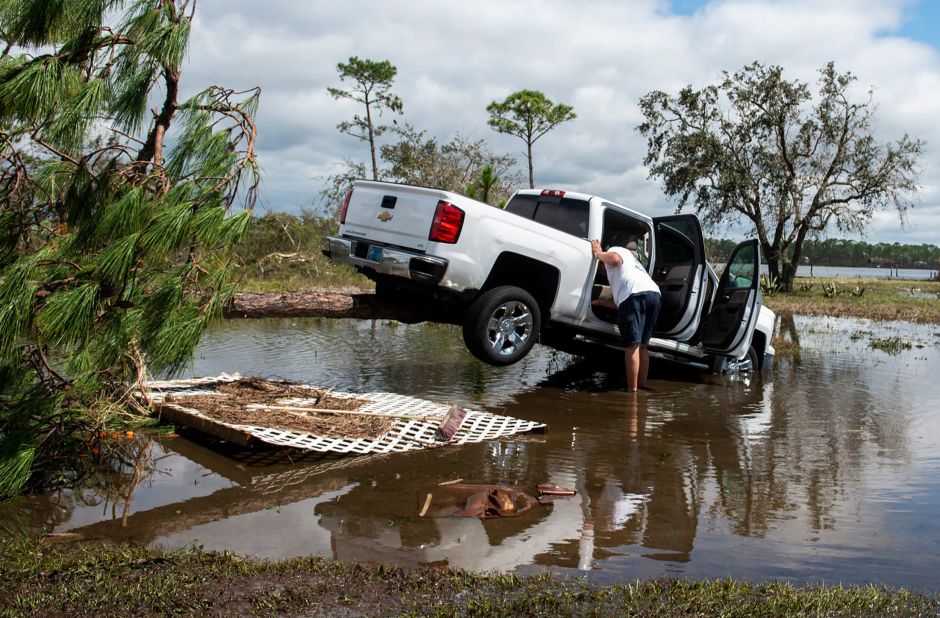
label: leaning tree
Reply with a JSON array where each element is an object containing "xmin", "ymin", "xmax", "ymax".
[
  {"xmin": 637, "ymin": 62, "xmax": 923, "ymax": 291},
  {"xmin": 0, "ymin": 0, "xmax": 261, "ymax": 498}
]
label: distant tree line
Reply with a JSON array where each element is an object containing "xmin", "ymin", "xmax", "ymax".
[
  {"xmin": 240, "ymin": 217, "xmax": 940, "ymax": 274},
  {"xmin": 706, "ymin": 238, "xmax": 940, "ymax": 270}
]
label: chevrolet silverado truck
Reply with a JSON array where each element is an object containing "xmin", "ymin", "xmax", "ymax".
[{"xmin": 324, "ymin": 180, "xmax": 775, "ymax": 372}]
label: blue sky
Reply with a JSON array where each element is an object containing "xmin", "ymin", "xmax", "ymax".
[
  {"xmin": 672, "ymin": 0, "xmax": 940, "ymax": 47},
  {"xmin": 898, "ymin": 0, "xmax": 940, "ymax": 47},
  {"xmin": 670, "ymin": 0, "xmax": 712, "ymax": 15},
  {"xmin": 673, "ymin": 0, "xmax": 939, "ymax": 41}
]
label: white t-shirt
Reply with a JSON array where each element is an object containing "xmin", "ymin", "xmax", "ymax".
[{"xmin": 605, "ymin": 247, "xmax": 660, "ymax": 306}]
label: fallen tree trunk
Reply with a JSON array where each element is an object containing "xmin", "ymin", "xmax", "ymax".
[{"xmin": 226, "ymin": 291, "xmax": 455, "ymax": 324}]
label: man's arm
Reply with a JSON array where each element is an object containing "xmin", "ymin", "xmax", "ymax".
[{"xmin": 591, "ymin": 240, "xmax": 623, "ymax": 267}]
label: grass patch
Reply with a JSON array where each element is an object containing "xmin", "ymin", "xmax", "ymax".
[
  {"xmin": 0, "ymin": 539, "xmax": 936, "ymax": 617},
  {"xmin": 765, "ymin": 277, "xmax": 940, "ymax": 324},
  {"xmin": 234, "ymin": 211, "xmax": 372, "ymax": 293},
  {"xmin": 771, "ymin": 335, "xmax": 801, "ymax": 359},
  {"xmin": 234, "ymin": 255, "xmax": 370, "ymax": 293},
  {"xmin": 869, "ymin": 336, "xmax": 915, "ymax": 354}
]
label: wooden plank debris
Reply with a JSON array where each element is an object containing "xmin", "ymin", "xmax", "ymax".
[{"xmin": 434, "ymin": 405, "xmax": 467, "ymax": 442}]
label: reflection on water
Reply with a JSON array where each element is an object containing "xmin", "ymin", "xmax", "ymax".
[{"xmin": 3, "ymin": 316, "xmax": 940, "ymax": 590}]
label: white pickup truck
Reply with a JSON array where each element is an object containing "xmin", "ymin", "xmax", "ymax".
[{"xmin": 324, "ymin": 180, "xmax": 775, "ymax": 372}]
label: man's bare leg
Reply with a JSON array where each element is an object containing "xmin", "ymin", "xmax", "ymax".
[
  {"xmin": 624, "ymin": 344, "xmax": 640, "ymax": 392},
  {"xmin": 638, "ymin": 345, "xmax": 650, "ymax": 389}
]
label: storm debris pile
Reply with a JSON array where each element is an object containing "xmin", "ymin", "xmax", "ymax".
[
  {"xmin": 141, "ymin": 374, "xmax": 547, "ymax": 455},
  {"xmin": 161, "ymin": 377, "xmax": 392, "ymax": 440}
]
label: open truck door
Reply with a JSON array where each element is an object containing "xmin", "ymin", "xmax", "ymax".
[
  {"xmin": 701, "ymin": 239, "xmax": 762, "ymax": 360},
  {"xmin": 651, "ymin": 214, "xmax": 709, "ymax": 341}
]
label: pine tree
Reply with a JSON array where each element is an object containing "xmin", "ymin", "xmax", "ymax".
[
  {"xmin": 0, "ymin": 0, "xmax": 261, "ymax": 498},
  {"xmin": 486, "ymin": 90, "xmax": 576, "ymax": 189},
  {"xmin": 328, "ymin": 57, "xmax": 403, "ymax": 181}
]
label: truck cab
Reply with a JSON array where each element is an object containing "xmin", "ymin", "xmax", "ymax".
[{"xmin": 502, "ymin": 190, "xmax": 769, "ymax": 371}]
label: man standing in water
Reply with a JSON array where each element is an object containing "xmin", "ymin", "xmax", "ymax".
[{"xmin": 591, "ymin": 239, "xmax": 662, "ymax": 392}]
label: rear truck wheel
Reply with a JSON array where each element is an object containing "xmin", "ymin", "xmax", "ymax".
[
  {"xmin": 463, "ymin": 286, "xmax": 541, "ymax": 366},
  {"xmin": 745, "ymin": 344, "xmax": 759, "ymax": 372}
]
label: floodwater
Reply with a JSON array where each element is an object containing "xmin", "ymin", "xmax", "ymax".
[
  {"xmin": 789, "ymin": 265, "xmax": 937, "ymax": 280},
  {"xmin": 4, "ymin": 316, "xmax": 940, "ymax": 591}
]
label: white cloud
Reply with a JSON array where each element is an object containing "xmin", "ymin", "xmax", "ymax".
[{"xmin": 181, "ymin": 0, "xmax": 940, "ymax": 243}]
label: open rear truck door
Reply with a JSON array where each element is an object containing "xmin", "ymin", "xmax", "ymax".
[
  {"xmin": 651, "ymin": 214, "xmax": 709, "ymax": 341},
  {"xmin": 700, "ymin": 239, "xmax": 762, "ymax": 360}
]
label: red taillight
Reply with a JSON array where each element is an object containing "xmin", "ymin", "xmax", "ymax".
[
  {"xmin": 339, "ymin": 189, "xmax": 353, "ymax": 224},
  {"xmin": 540, "ymin": 189, "xmax": 565, "ymax": 198},
  {"xmin": 429, "ymin": 200, "xmax": 465, "ymax": 244}
]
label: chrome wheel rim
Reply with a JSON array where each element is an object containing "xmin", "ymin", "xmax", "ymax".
[{"xmin": 485, "ymin": 301, "xmax": 533, "ymax": 356}]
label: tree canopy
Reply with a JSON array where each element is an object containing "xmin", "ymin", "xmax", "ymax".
[
  {"xmin": 0, "ymin": 0, "xmax": 260, "ymax": 498},
  {"xmin": 380, "ymin": 124, "xmax": 522, "ymax": 206},
  {"xmin": 487, "ymin": 89, "xmax": 575, "ymax": 189},
  {"xmin": 638, "ymin": 61, "xmax": 923, "ymax": 291},
  {"xmin": 328, "ymin": 56, "xmax": 403, "ymax": 181}
]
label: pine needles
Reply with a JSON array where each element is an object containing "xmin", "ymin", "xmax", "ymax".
[{"xmin": 0, "ymin": 0, "xmax": 261, "ymax": 500}]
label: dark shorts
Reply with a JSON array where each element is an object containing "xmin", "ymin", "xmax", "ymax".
[{"xmin": 617, "ymin": 291, "xmax": 662, "ymax": 346}]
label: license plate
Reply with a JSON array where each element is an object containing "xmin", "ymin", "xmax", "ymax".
[{"xmin": 366, "ymin": 245, "xmax": 383, "ymax": 262}]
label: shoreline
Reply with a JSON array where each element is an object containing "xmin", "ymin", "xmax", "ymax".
[
  {"xmin": 2, "ymin": 540, "xmax": 936, "ymax": 616},
  {"xmin": 229, "ymin": 276, "xmax": 940, "ymax": 324}
]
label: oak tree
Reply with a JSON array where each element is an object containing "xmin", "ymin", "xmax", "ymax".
[{"xmin": 638, "ymin": 62, "xmax": 923, "ymax": 291}]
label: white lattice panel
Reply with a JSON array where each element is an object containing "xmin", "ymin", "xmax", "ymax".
[{"xmin": 141, "ymin": 377, "xmax": 545, "ymax": 455}]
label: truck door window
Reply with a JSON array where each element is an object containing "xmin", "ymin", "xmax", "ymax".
[
  {"xmin": 726, "ymin": 244, "xmax": 755, "ymax": 289},
  {"xmin": 659, "ymin": 224, "xmax": 695, "ymax": 265},
  {"xmin": 600, "ymin": 207, "xmax": 651, "ymax": 268}
]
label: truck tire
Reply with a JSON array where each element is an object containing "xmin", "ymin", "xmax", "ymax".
[
  {"xmin": 463, "ymin": 286, "xmax": 541, "ymax": 366},
  {"xmin": 746, "ymin": 344, "xmax": 760, "ymax": 371}
]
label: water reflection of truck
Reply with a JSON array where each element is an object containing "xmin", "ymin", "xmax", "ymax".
[{"xmin": 325, "ymin": 181, "xmax": 775, "ymax": 372}]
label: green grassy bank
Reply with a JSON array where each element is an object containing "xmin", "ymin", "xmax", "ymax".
[
  {"xmin": 1, "ymin": 540, "xmax": 936, "ymax": 617},
  {"xmin": 762, "ymin": 277, "xmax": 940, "ymax": 324},
  {"xmin": 236, "ymin": 258, "xmax": 940, "ymax": 326}
]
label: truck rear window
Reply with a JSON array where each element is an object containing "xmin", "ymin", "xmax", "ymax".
[{"xmin": 504, "ymin": 194, "xmax": 589, "ymax": 239}]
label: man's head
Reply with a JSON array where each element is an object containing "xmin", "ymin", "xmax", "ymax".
[{"xmin": 606, "ymin": 232, "xmax": 630, "ymax": 249}]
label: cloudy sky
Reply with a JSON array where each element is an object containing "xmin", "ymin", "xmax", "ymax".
[{"xmin": 182, "ymin": 0, "xmax": 939, "ymax": 244}]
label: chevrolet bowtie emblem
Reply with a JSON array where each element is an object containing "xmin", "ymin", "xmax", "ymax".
[{"xmin": 377, "ymin": 211, "xmax": 393, "ymax": 222}]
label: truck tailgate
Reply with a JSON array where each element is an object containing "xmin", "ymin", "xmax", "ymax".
[{"xmin": 343, "ymin": 182, "xmax": 446, "ymax": 251}]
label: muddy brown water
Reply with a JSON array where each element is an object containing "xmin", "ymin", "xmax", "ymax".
[{"xmin": 4, "ymin": 316, "xmax": 940, "ymax": 590}]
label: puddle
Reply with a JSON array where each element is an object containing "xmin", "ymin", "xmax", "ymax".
[
  {"xmin": 898, "ymin": 289, "xmax": 939, "ymax": 300},
  {"xmin": 3, "ymin": 316, "xmax": 940, "ymax": 591}
]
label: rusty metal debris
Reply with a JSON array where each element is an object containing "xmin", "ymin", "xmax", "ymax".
[{"xmin": 418, "ymin": 481, "xmax": 577, "ymax": 518}]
